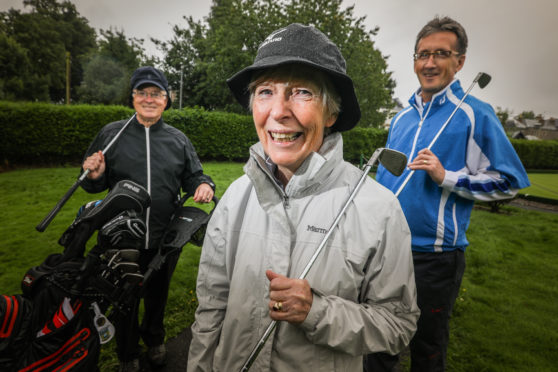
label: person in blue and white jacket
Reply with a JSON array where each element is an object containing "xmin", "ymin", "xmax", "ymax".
[{"xmin": 371, "ymin": 16, "xmax": 530, "ymax": 372}]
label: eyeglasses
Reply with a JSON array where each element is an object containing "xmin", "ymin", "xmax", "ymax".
[
  {"xmin": 133, "ymin": 90, "xmax": 167, "ymax": 100},
  {"xmin": 413, "ymin": 50, "xmax": 461, "ymax": 61}
]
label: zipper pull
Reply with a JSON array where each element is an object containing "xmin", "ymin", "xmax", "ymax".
[{"xmin": 283, "ymin": 195, "xmax": 290, "ymax": 208}]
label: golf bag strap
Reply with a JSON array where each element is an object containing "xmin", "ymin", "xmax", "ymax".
[{"xmin": 0, "ymin": 295, "xmax": 19, "ymax": 338}]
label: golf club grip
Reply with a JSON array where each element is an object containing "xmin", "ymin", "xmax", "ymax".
[{"xmin": 36, "ymin": 179, "xmax": 82, "ymax": 232}]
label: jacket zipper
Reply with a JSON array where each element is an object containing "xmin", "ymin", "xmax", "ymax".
[
  {"xmin": 254, "ymin": 155, "xmax": 290, "ymax": 208},
  {"xmin": 408, "ymin": 101, "xmax": 433, "ymax": 163},
  {"xmin": 145, "ymin": 127, "xmax": 151, "ymax": 250},
  {"xmin": 282, "ymin": 195, "xmax": 290, "ymax": 208}
]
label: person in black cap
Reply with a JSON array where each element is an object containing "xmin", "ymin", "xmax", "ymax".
[
  {"xmin": 187, "ymin": 24, "xmax": 418, "ymax": 371},
  {"xmin": 81, "ymin": 66, "xmax": 215, "ymax": 372}
]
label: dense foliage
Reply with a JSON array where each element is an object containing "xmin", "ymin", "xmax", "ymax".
[
  {"xmin": 0, "ymin": 0, "xmax": 96, "ymax": 102},
  {"xmin": 153, "ymin": 0, "xmax": 395, "ymax": 127},
  {"xmin": 77, "ymin": 28, "xmax": 151, "ymax": 105},
  {"xmin": 0, "ymin": 1, "xmax": 154, "ymax": 105},
  {"xmin": 510, "ymin": 139, "xmax": 558, "ymax": 170}
]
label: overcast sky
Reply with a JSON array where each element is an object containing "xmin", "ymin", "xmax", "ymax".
[{"xmin": 4, "ymin": 0, "xmax": 557, "ymax": 118}]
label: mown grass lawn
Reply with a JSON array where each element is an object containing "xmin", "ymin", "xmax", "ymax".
[
  {"xmin": 522, "ymin": 172, "xmax": 558, "ymax": 199},
  {"xmin": 1, "ymin": 165, "xmax": 557, "ymax": 371}
]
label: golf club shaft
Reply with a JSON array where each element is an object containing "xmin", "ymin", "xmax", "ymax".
[
  {"xmin": 239, "ymin": 151, "xmax": 381, "ymax": 371},
  {"xmin": 36, "ymin": 113, "xmax": 137, "ymax": 232},
  {"xmin": 394, "ymin": 73, "xmax": 485, "ymax": 197}
]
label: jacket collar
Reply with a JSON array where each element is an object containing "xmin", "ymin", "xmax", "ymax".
[
  {"xmin": 246, "ymin": 132, "xmax": 344, "ymax": 200},
  {"xmin": 132, "ymin": 116, "xmax": 164, "ymax": 130},
  {"xmin": 410, "ymin": 79, "xmax": 463, "ymax": 110}
]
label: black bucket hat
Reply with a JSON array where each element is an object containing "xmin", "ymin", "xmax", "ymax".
[
  {"xmin": 227, "ymin": 23, "xmax": 361, "ymax": 132},
  {"xmin": 129, "ymin": 66, "xmax": 172, "ymax": 110}
]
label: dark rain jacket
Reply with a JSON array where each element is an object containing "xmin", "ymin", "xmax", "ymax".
[{"xmin": 81, "ymin": 116, "xmax": 215, "ymax": 249}]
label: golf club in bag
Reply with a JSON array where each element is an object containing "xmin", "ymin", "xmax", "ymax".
[
  {"xmin": 36, "ymin": 113, "xmax": 137, "ymax": 233},
  {"xmin": 1, "ymin": 180, "xmax": 150, "ymax": 371},
  {"xmin": 240, "ymin": 148, "xmax": 407, "ymax": 372},
  {"xmin": 394, "ymin": 72, "xmax": 491, "ymax": 197},
  {"xmin": 2, "ymin": 181, "xmax": 217, "ymax": 371}
]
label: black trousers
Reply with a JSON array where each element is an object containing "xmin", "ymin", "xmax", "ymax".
[
  {"xmin": 364, "ymin": 250, "xmax": 465, "ymax": 372},
  {"xmin": 114, "ymin": 247, "xmax": 181, "ymax": 362}
]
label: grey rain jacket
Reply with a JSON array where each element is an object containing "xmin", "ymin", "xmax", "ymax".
[
  {"xmin": 188, "ymin": 133, "xmax": 419, "ymax": 371},
  {"xmin": 81, "ymin": 116, "xmax": 214, "ymax": 249}
]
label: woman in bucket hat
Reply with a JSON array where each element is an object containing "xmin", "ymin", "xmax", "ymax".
[{"xmin": 188, "ymin": 24, "xmax": 418, "ymax": 371}]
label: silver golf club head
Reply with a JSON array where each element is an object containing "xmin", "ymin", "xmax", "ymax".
[
  {"xmin": 475, "ymin": 72, "xmax": 491, "ymax": 89},
  {"xmin": 367, "ymin": 148, "xmax": 408, "ymax": 176}
]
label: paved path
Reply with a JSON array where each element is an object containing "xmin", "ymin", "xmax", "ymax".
[{"xmin": 137, "ymin": 328, "xmax": 192, "ymax": 371}]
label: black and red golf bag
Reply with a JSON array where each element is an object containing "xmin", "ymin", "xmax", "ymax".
[{"xmin": 0, "ymin": 180, "xmax": 151, "ymax": 372}]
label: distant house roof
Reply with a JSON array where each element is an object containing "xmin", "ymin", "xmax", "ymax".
[
  {"xmin": 542, "ymin": 119, "xmax": 557, "ymax": 130},
  {"xmin": 506, "ymin": 119, "xmax": 522, "ymax": 128},
  {"xmin": 523, "ymin": 119, "xmax": 541, "ymax": 128}
]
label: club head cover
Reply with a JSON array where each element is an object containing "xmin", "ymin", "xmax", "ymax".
[{"xmin": 98, "ymin": 210, "xmax": 146, "ymax": 250}]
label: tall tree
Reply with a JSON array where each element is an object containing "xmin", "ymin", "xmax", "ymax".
[
  {"xmin": 97, "ymin": 28, "xmax": 152, "ymax": 72},
  {"xmin": 78, "ymin": 28, "xmax": 153, "ymax": 105},
  {"xmin": 0, "ymin": 31, "xmax": 37, "ymax": 100},
  {"xmin": 78, "ymin": 54, "xmax": 129, "ymax": 105},
  {"xmin": 0, "ymin": 0, "xmax": 96, "ymax": 102},
  {"xmin": 517, "ymin": 110, "xmax": 536, "ymax": 121},
  {"xmin": 154, "ymin": 0, "xmax": 395, "ymax": 127},
  {"xmin": 496, "ymin": 107, "xmax": 512, "ymax": 126}
]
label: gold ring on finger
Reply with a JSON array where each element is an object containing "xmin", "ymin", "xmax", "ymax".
[{"xmin": 273, "ymin": 301, "xmax": 283, "ymax": 312}]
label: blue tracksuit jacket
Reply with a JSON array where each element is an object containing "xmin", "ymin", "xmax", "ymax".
[{"xmin": 376, "ymin": 80, "xmax": 530, "ymax": 252}]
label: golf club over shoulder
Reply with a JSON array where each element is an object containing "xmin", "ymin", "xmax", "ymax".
[
  {"xmin": 394, "ymin": 72, "xmax": 491, "ymax": 197},
  {"xmin": 240, "ymin": 148, "xmax": 407, "ymax": 371},
  {"xmin": 36, "ymin": 113, "xmax": 137, "ymax": 232}
]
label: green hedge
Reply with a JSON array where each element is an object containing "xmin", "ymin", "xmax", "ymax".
[
  {"xmin": 1, "ymin": 102, "xmax": 557, "ymax": 170},
  {"xmin": 0, "ymin": 102, "xmax": 258, "ymax": 165},
  {"xmin": 511, "ymin": 139, "xmax": 558, "ymax": 170},
  {"xmin": 0, "ymin": 102, "xmax": 133, "ymax": 165},
  {"xmin": 163, "ymin": 109, "xmax": 256, "ymax": 161}
]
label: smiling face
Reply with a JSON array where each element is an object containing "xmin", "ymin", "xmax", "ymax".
[
  {"xmin": 132, "ymin": 85, "xmax": 168, "ymax": 127},
  {"xmin": 250, "ymin": 68, "xmax": 337, "ymax": 181},
  {"xmin": 414, "ymin": 31, "xmax": 466, "ymax": 102}
]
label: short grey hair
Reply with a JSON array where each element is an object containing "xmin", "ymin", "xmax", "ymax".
[
  {"xmin": 248, "ymin": 64, "xmax": 341, "ymax": 124},
  {"xmin": 415, "ymin": 16, "xmax": 468, "ymax": 55}
]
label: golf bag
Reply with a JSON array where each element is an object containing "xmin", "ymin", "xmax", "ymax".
[
  {"xmin": 0, "ymin": 182, "xmax": 218, "ymax": 371},
  {"xmin": 0, "ymin": 180, "xmax": 150, "ymax": 371}
]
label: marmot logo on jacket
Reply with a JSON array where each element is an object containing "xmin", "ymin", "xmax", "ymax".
[{"xmin": 307, "ymin": 225, "xmax": 327, "ymax": 234}]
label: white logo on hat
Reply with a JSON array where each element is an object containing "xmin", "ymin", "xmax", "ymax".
[{"xmin": 259, "ymin": 28, "xmax": 287, "ymax": 50}]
